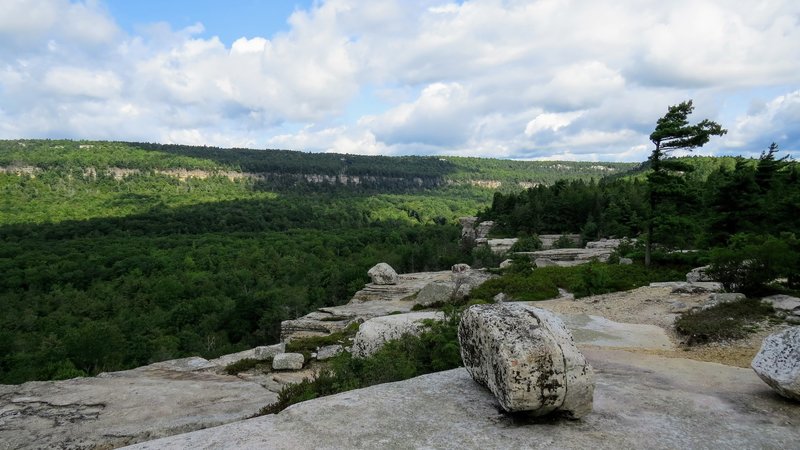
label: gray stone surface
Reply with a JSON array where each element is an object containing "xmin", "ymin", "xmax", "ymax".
[
  {"xmin": 367, "ymin": 262, "xmax": 398, "ymax": 285},
  {"xmin": 686, "ymin": 265, "xmax": 713, "ymax": 282},
  {"xmin": 352, "ymin": 311, "xmax": 444, "ymax": 358},
  {"xmin": 752, "ymin": 327, "xmax": 800, "ymax": 401},
  {"xmin": 618, "ymin": 257, "xmax": 633, "ymax": 265},
  {"xmin": 316, "ymin": 345, "xmax": 343, "ymax": 361},
  {"xmin": 702, "ymin": 292, "xmax": 746, "ymax": 310},
  {"xmin": 459, "ymin": 304, "xmax": 594, "ymax": 417},
  {"xmin": 499, "ymin": 258, "xmax": 513, "ymax": 269},
  {"xmin": 0, "ymin": 359, "xmax": 276, "ymax": 450},
  {"xmin": 253, "ymin": 343, "xmax": 285, "ymax": 360},
  {"xmin": 554, "ymin": 313, "xmax": 674, "ymax": 350},
  {"xmin": 272, "ymin": 353, "xmax": 304, "ymax": 371},
  {"xmin": 649, "ymin": 281, "xmax": 724, "ymax": 292},
  {"xmin": 763, "ymin": 295, "xmax": 800, "ymax": 314},
  {"xmin": 487, "ymin": 238, "xmax": 517, "ymax": 254},
  {"xmin": 125, "ymin": 349, "xmax": 800, "ymax": 450},
  {"xmin": 519, "ymin": 248, "xmax": 612, "ymax": 265},
  {"xmin": 414, "ymin": 280, "xmax": 456, "ymax": 306}
]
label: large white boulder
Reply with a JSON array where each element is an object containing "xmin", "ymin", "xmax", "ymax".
[
  {"xmin": 367, "ymin": 263, "xmax": 399, "ymax": 285},
  {"xmin": 752, "ymin": 327, "xmax": 800, "ymax": 401},
  {"xmin": 352, "ymin": 312, "xmax": 444, "ymax": 358},
  {"xmin": 458, "ymin": 303, "xmax": 594, "ymax": 418}
]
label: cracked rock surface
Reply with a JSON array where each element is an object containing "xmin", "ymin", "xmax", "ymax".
[{"xmin": 0, "ymin": 358, "xmax": 276, "ymax": 450}]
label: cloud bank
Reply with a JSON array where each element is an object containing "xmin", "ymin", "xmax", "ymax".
[{"xmin": 1, "ymin": 0, "xmax": 798, "ymax": 161}]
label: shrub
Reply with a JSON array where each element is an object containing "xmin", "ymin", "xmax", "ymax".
[
  {"xmin": 225, "ymin": 357, "xmax": 270, "ymax": 375},
  {"xmin": 553, "ymin": 234, "xmax": 580, "ymax": 249},
  {"xmin": 285, "ymin": 322, "xmax": 360, "ymax": 358},
  {"xmin": 708, "ymin": 234, "xmax": 798, "ymax": 296},
  {"xmin": 675, "ymin": 298, "xmax": 775, "ymax": 345},
  {"xmin": 510, "ymin": 235, "xmax": 542, "ymax": 252}
]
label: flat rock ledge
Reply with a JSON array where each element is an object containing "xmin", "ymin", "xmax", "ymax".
[{"xmin": 125, "ymin": 349, "xmax": 800, "ymax": 450}]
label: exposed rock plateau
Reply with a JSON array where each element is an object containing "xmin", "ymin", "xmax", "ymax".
[{"xmin": 127, "ymin": 349, "xmax": 800, "ymax": 450}]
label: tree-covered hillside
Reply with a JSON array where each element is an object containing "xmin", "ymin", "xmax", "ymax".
[{"xmin": 0, "ymin": 139, "xmax": 637, "ymax": 384}]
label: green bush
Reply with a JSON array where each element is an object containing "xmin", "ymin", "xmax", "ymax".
[
  {"xmin": 553, "ymin": 234, "xmax": 580, "ymax": 249},
  {"xmin": 708, "ymin": 234, "xmax": 798, "ymax": 296},
  {"xmin": 260, "ymin": 308, "xmax": 462, "ymax": 414},
  {"xmin": 510, "ymin": 235, "xmax": 542, "ymax": 252},
  {"xmin": 285, "ymin": 322, "xmax": 360, "ymax": 359},
  {"xmin": 675, "ymin": 298, "xmax": 775, "ymax": 345},
  {"xmin": 224, "ymin": 358, "xmax": 272, "ymax": 375}
]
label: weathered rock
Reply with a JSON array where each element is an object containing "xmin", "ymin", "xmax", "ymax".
[
  {"xmin": 520, "ymin": 248, "xmax": 613, "ymax": 266},
  {"xmin": 649, "ymin": 281, "xmax": 724, "ymax": 292},
  {"xmin": 763, "ymin": 295, "xmax": 800, "ymax": 314},
  {"xmin": 458, "ymin": 303, "xmax": 594, "ymax": 418},
  {"xmin": 499, "ymin": 259, "xmax": 513, "ymax": 269},
  {"xmin": 475, "ymin": 221, "xmax": 494, "ymax": 239},
  {"xmin": 701, "ymin": 292, "xmax": 746, "ymax": 310},
  {"xmin": 585, "ymin": 238, "xmax": 633, "ymax": 249},
  {"xmin": 458, "ymin": 216, "xmax": 478, "ymax": 242},
  {"xmin": 487, "ymin": 238, "xmax": 517, "ymax": 254},
  {"xmin": 493, "ymin": 292, "xmax": 510, "ymax": 303},
  {"xmin": 686, "ymin": 265, "xmax": 713, "ymax": 283},
  {"xmin": 0, "ymin": 358, "xmax": 276, "ymax": 450},
  {"xmin": 751, "ymin": 327, "xmax": 800, "ymax": 401},
  {"xmin": 272, "ymin": 353, "xmax": 304, "ymax": 370},
  {"xmin": 253, "ymin": 343, "xmax": 285, "ymax": 360},
  {"xmin": 367, "ymin": 263, "xmax": 399, "ymax": 285},
  {"xmin": 451, "ymin": 263, "xmax": 471, "ymax": 274},
  {"xmin": 618, "ymin": 257, "xmax": 633, "ymax": 265},
  {"xmin": 534, "ymin": 257, "xmax": 558, "ymax": 267},
  {"xmin": 316, "ymin": 345, "xmax": 343, "ymax": 361},
  {"xmin": 129, "ymin": 349, "xmax": 800, "ymax": 450},
  {"xmin": 352, "ymin": 312, "xmax": 444, "ymax": 358},
  {"xmin": 415, "ymin": 280, "xmax": 456, "ymax": 307}
]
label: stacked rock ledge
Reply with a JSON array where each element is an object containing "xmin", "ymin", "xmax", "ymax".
[{"xmin": 458, "ymin": 303, "xmax": 594, "ymax": 418}]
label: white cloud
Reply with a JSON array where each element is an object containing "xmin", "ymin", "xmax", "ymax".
[{"xmin": 0, "ymin": 0, "xmax": 798, "ymax": 160}]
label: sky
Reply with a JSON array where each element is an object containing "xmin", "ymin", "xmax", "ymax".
[{"xmin": 0, "ymin": 0, "xmax": 799, "ymax": 161}]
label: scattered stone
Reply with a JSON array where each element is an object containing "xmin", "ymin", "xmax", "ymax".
[
  {"xmin": 316, "ymin": 345, "xmax": 343, "ymax": 361},
  {"xmin": 499, "ymin": 259, "xmax": 513, "ymax": 269},
  {"xmin": 618, "ymin": 257, "xmax": 633, "ymax": 265},
  {"xmin": 352, "ymin": 312, "xmax": 444, "ymax": 358},
  {"xmin": 762, "ymin": 295, "xmax": 800, "ymax": 314},
  {"xmin": 451, "ymin": 263, "xmax": 471, "ymax": 274},
  {"xmin": 415, "ymin": 281, "xmax": 456, "ymax": 307},
  {"xmin": 493, "ymin": 293, "xmax": 509, "ymax": 303},
  {"xmin": 272, "ymin": 353, "xmax": 304, "ymax": 371},
  {"xmin": 701, "ymin": 293, "xmax": 746, "ymax": 310},
  {"xmin": 458, "ymin": 303, "xmax": 594, "ymax": 418},
  {"xmin": 254, "ymin": 343, "xmax": 285, "ymax": 360},
  {"xmin": 686, "ymin": 265, "xmax": 713, "ymax": 283},
  {"xmin": 367, "ymin": 263, "xmax": 399, "ymax": 285},
  {"xmin": 751, "ymin": 327, "xmax": 800, "ymax": 401}
]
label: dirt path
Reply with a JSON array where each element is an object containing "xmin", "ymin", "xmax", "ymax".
[{"xmin": 535, "ymin": 286, "xmax": 788, "ymax": 368}]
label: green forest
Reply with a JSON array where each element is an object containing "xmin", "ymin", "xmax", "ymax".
[{"xmin": 0, "ymin": 139, "xmax": 626, "ymax": 384}]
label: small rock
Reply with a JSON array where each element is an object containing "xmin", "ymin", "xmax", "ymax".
[
  {"xmin": 499, "ymin": 259, "xmax": 513, "ymax": 269},
  {"xmin": 452, "ymin": 263, "xmax": 471, "ymax": 274},
  {"xmin": 367, "ymin": 263, "xmax": 399, "ymax": 285},
  {"xmin": 316, "ymin": 345, "xmax": 343, "ymax": 361},
  {"xmin": 558, "ymin": 288, "xmax": 575, "ymax": 301},
  {"xmin": 686, "ymin": 265, "xmax": 713, "ymax": 283},
  {"xmin": 254, "ymin": 343, "xmax": 285, "ymax": 360},
  {"xmin": 493, "ymin": 293, "xmax": 509, "ymax": 303},
  {"xmin": 458, "ymin": 303, "xmax": 594, "ymax": 418},
  {"xmin": 762, "ymin": 295, "xmax": 800, "ymax": 314},
  {"xmin": 272, "ymin": 353, "xmax": 304, "ymax": 371},
  {"xmin": 751, "ymin": 327, "xmax": 800, "ymax": 401},
  {"xmin": 702, "ymin": 293, "xmax": 746, "ymax": 310},
  {"xmin": 618, "ymin": 257, "xmax": 633, "ymax": 265}
]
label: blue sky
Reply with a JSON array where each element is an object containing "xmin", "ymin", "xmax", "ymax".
[{"xmin": 0, "ymin": 0, "xmax": 798, "ymax": 161}]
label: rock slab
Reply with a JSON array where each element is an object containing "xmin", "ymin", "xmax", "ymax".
[
  {"xmin": 272, "ymin": 353, "xmax": 304, "ymax": 371},
  {"xmin": 458, "ymin": 303, "xmax": 594, "ymax": 418},
  {"xmin": 126, "ymin": 349, "xmax": 800, "ymax": 450},
  {"xmin": 752, "ymin": 326, "xmax": 800, "ymax": 401}
]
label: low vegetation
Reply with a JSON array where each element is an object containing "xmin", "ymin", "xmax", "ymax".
[
  {"xmin": 261, "ymin": 310, "xmax": 462, "ymax": 415},
  {"xmin": 224, "ymin": 358, "xmax": 271, "ymax": 375},
  {"xmin": 675, "ymin": 298, "xmax": 776, "ymax": 345}
]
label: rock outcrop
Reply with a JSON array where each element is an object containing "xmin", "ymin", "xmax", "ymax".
[
  {"xmin": 686, "ymin": 265, "xmax": 713, "ymax": 283},
  {"xmin": 127, "ymin": 349, "xmax": 800, "ymax": 450},
  {"xmin": 352, "ymin": 312, "xmax": 444, "ymax": 357},
  {"xmin": 751, "ymin": 327, "xmax": 800, "ymax": 401},
  {"xmin": 367, "ymin": 263, "xmax": 399, "ymax": 285},
  {"xmin": 0, "ymin": 357, "xmax": 277, "ymax": 449},
  {"xmin": 272, "ymin": 353, "xmax": 304, "ymax": 371},
  {"xmin": 763, "ymin": 295, "xmax": 800, "ymax": 323},
  {"xmin": 458, "ymin": 303, "xmax": 594, "ymax": 418},
  {"xmin": 518, "ymin": 248, "xmax": 613, "ymax": 266}
]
